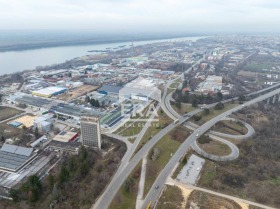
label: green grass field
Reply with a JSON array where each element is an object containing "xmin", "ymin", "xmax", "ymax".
[
  {"xmin": 198, "ymin": 161, "xmax": 217, "ymax": 187},
  {"xmin": 172, "ymin": 103, "xmax": 197, "ymax": 115},
  {"xmin": 169, "ymin": 82, "xmax": 181, "ymax": 89},
  {"xmin": 132, "ymin": 108, "xmax": 173, "ymax": 156},
  {"xmin": 116, "ymin": 120, "xmax": 146, "ymax": 136},
  {"xmin": 194, "ymin": 103, "xmax": 239, "ymax": 126},
  {"xmin": 270, "ymin": 176, "xmax": 280, "ymax": 186},
  {"xmin": 198, "ymin": 139, "xmax": 232, "ymax": 156},
  {"xmin": 244, "ymin": 62, "xmax": 274, "ymax": 72},
  {"xmin": 144, "ymin": 135, "xmax": 181, "ymax": 196},
  {"xmin": 212, "ymin": 120, "xmax": 248, "ymax": 135},
  {"xmin": 156, "ymin": 185, "xmax": 184, "ymax": 209},
  {"xmin": 114, "ymin": 106, "xmax": 155, "ymax": 137},
  {"xmin": 172, "ymin": 149, "xmax": 194, "ymax": 179},
  {"xmin": 109, "ymin": 162, "xmax": 142, "ymax": 209}
]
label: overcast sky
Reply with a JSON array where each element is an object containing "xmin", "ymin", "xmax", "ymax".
[{"xmin": 0, "ymin": 0, "xmax": 280, "ymax": 33}]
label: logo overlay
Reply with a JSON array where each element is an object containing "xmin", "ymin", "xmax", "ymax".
[{"xmin": 119, "ymin": 77, "xmax": 162, "ymax": 127}]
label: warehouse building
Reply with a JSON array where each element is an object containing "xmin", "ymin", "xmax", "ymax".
[
  {"xmin": 119, "ymin": 77, "xmax": 161, "ymax": 102},
  {"xmin": 9, "ymin": 93, "xmax": 51, "ymax": 109},
  {"xmin": 98, "ymin": 84, "xmax": 123, "ymax": 96},
  {"xmin": 196, "ymin": 75, "xmax": 223, "ymax": 94},
  {"xmin": 34, "ymin": 114, "xmax": 54, "ymax": 133},
  {"xmin": 53, "ymin": 131, "xmax": 78, "ymax": 143},
  {"xmin": 100, "ymin": 101, "xmax": 133, "ymax": 128},
  {"xmin": 30, "ymin": 135, "xmax": 48, "ymax": 148},
  {"xmin": 0, "ymin": 144, "xmax": 36, "ymax": 172},
  {"xmin": 8, "ymin": 121, "xmax": 22, "ymax": 128},
  {"xmin": 32, "ymin": 86, "xmax": 68, "ymax": 98},
  {"xmin": 48, "ymin": 141, "xmax": 80, "ymax": 154},
  {"xmin": 49, "ymin": 103, "xmax": 103, "ymax": 121}
]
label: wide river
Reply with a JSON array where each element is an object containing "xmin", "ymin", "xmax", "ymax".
[{"xmin": 0, "ymin": 36, "xmax": 205, "ymax": 76}]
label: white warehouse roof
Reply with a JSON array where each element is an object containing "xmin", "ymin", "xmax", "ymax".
[{"xmin": 32, "ymin": 86, "xmax": 67, "ymax": 96}]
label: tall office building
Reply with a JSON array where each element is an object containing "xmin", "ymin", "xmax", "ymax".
[{"xmin": 80, "ymin": 116, "xmax": 101, "ymax": 149}]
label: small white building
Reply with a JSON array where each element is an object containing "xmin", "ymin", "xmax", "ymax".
[
  {"xmin": 30, "ymin": 135, "xmax": 48, "ymax": 148},
  {"xmin": 34, "ymin": 114, "xmax": 54, "ymax": 132}
]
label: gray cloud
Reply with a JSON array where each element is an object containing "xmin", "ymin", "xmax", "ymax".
[{"xmin": 0, "ymin": 0, "xmax": 280, "ymax": 33}]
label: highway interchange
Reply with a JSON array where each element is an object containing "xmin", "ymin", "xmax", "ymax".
[
  {"xmin": 92, "ymin": 56, "xmax": 280, "ymax": 209},
  {"xmin": 140, "ymin": 86, "xmax": 280, "ymax": 209}
]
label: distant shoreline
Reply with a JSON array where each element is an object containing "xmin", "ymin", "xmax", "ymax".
[
  {"xmin": 0, "ymin": 34, "xmax": 204, "ymax": 53},
  {"xmin": 0, "ymin": 35, "xmax": 207, "ymax": 76}
]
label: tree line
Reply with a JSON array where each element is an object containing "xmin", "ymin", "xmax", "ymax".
[
  {"xmin": 8, "ymin": 137, "xmax": 127, "ymax": 208},
  {"xmin": 173, "ymin": 89, "xmax": 224, "ymax": 107},
  {"xmin": 85, "ymin": 95, "xmax": 100, "ymax": 107}
]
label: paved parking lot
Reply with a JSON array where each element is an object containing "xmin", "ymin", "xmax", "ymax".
[{"xmin": 176, "ymin": 154, "xmax": 205, "ymax": 185}]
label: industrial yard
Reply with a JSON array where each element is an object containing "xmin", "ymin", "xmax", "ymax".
[
  {"xmin": 0, "ymin": 107, "xmax": 23, "ymax": 122},
  {"xmin": 0, "ymin": 34, "xmax": 280, "ymax": 209},
  {"xmin": 56, "ymin": 85, "xmax": 99, "ymax": 101}
]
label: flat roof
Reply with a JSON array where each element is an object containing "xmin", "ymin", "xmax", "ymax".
[
  {"xmin": 98, "ymin": 84, "xmax": 123, "ymax": 94},
  {"xmin": 125, "ymin": 77, "xmax": 156, "ymax": 89},
  {"xmin": 14, "ymin": 94, "xmax": 51, "ymax": 107},
  {"xmin": 14, "ymin": 115, "xmax": 35, "ymax": 128},
  {"xmin": 34, "ymin": 114, "xmax": 53, "ymax": 123},
  {"xmin": 48, "ymin": 140, "xmax": 80, "ymax": 152},
  {"xmin": 53, "ymin": 131, "xmax": 78, "ymax": 143},
  {"xmin": 49, "ymin": 103, "xmax": 103, "ymax": 118},
  {"xmin": 0, "ymin": 144, "xmax": 34, "ymax": 172},
  {"xmin": 9, "ymin": 121, "xmax": 22, "ymax": 127},
  {"xmin": 32, "ymin": 86, "xmax": 68, "ymax": 96},
  {"xmin": 1, "ymin": 144, "xmax": 33, "ymax": 156},
  {"xmin": 120, "ymin": 77, "xmax": 161, "ymax": 101},
  {"xmin": 197, "ymin": 75, "xmax": 223, "ymax": 93}
]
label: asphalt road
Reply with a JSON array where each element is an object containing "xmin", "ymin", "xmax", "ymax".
[
  {"xmin": 208, "ymin": 118, "xmax": 255, "ymax": 140},
  {"xmin": 140, "ymin": 87, "xmax": 280, "ymax": 209},
  {"xmin": 105, "ymin": 133, "xmax": 132, "ymax": 149},
  {"xmin": 92, "ymin": 113, "xmax": 194, "ymax": 209},
  {"xmin": 191, "ymin": 134, "xmax": 240, "ymax": 161},
  {"xmin": 163, "ymin": 80, "xmax": 280, "ymax": 123},
  {"xmin": 92, "ymin": 74, "xmax": 182, "ymax": 209},
  {"xmin": 160, "ymin": 80, "xmax": 182, "ymax": 121},
  {"xmin": 185, "ymin": 119, "xmax": 255, "ymax": 141},
  {"xmin": 160, "ymin": 55, "xmax": 206, "ymax": 121},
  {"xmin": 165, "ymin": 92, "xmax": 181, "ymax": 119},
  {"xmin": 91, "ymin": 56, "xmax": 280, "ymax": 209},
  {"xmin": 185, "ymin": 118, "xmax": 254, "ymax": 161}
]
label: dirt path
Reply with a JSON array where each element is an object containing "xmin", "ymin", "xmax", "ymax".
[
  {"xmin": 136, "ymin": 155, "xmax": 147, "ymax": 209},
  {"xmin": 176, "ymin": 185, "xmax": 193, "ymax": 209}
]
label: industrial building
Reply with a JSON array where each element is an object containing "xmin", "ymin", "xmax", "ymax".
[
  {"xmin": 32, "ymin": 86, "xmax": 68, "ymax": 98},
  {"xmin": 53, "ymin": 131, "xmax": 78, "ymax": 143},
  {"xmin": 196, "ymin": 75, "xmax": 223, "ymax": 94},
  {"xmin": 0, "ymin": 144, "xmax": 36, "ymax": 172},
  {"xmin": 33, "ymin": 114, "xmax": 54, "ymax": 133},
  {"xmin": 49, "ymin": 103, "xmax": 103, "ymax": 121},
  {"xmin": 40, "ymin": 69, "xmax": 68, "ymax": 77},
  {"xmin": 48, "ymin": 141, "xmax": 80, "ymax": 154},
  {"xmin": 131, "ymin": 93, "xmax": 148, "ymax": 101},
  {"xmin": 8, "ymin": 121, "xmax": 22, "ymax": 128},
  {"xmin": 9, "ymin": 115, "xmax": 36, "ymax": 129},
  {"xmin": 119, "ymin": 77, "xmax": 161, "ymax": 102},
  {"xmin": 100, "ymin": 101, "xmax": 133, "ymax": 128},
  {"xmin": 98, "ymin": 84, "xmax": 123, "ymax": 96},
  {"xmin": 80, "ymin": 116, "xmax": 101, "ymax": 149},
  {"xmin": 9, "ymin": 93, "xmax": 51, "ymax": 110},
  {"xmin": 30, "ymin": 135, "xmax": 48, "ymax": 148}
]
